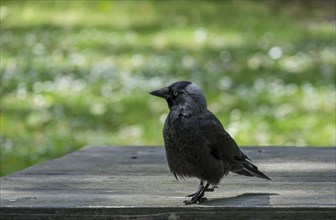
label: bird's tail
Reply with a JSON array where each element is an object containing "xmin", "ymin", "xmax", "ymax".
[{"xmin": 234, "ymin": 160, "xmax": 271, "ymax": 180}]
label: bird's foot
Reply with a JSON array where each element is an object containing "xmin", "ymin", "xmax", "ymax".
[
  {"xmin": 184, "ymin": 182, "xmax": 214, "ymax": 205},
  {"xmin": 205, "ymin": 185, "xmax": 219, "ymax": 192},
  {"xmin": 184, "ymin": 196, "xmax": 207, "ymax": 205},
  {"xmin": 186, "ymin": 185, "xmax": 218, "ymax": 198}
]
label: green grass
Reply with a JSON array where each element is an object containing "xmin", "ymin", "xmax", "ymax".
[{"xmin": 1, "ymin": 0, "xmax": 335, "ymax": 176}]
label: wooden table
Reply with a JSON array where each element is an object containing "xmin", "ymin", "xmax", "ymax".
[{"xmin": 1, "ymin": 146, "xmax": 335, "ymax": 219}]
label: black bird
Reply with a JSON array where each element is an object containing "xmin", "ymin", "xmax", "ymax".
[{"xmin": 150, "ymin": 81, "xmax": 270, "ymax": 205}]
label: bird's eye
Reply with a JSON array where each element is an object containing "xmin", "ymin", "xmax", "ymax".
[{"xmin": 173, "ymin": 91, "xmax": 179, "ymax": 96}]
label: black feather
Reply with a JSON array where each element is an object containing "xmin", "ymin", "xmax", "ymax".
[
  {"xmin": 240, "ymin": 161, "xmax": 271, "ymax": 180},
  {"xmin": 151, "ymin": 81, "xmax": 271, "ymax": 186}
]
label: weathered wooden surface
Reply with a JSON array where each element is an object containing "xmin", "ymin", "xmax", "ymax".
[{"xmin": 0, "ymin": 146, "xmax": 335, "ymax": 219}]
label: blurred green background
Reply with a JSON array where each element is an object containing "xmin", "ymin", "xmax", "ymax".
[{"xmin": 1, "ymin": 0, "xmax": 335, "ymax": 176}]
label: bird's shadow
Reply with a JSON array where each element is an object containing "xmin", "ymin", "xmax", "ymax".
[{"xmin": 203, "ymin": 193, "xmax": 279, "ymax": 207}]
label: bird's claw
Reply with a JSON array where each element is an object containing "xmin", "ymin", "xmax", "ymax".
[
  {"xmin": 206, "ymin": 186, "xmax": 219, "ymax": 192},
  {"xmin": 186, "ymin": 186, "xmax": 218, "ymax": 197},
  {"xmin": 183, "ymin": 197, "xmax": 207, "ymax": 205},
  {"xmin": 184, "ymin": 182, "xmax": 217, "ymax": 205},
  {"xmin": 186, "ymin": 192, "xmax": 197, "ymax": 198}
]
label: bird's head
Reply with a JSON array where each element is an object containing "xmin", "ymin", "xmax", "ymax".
[{"xmin": 150, "ymin": 81, "xmax": 207, "ymax": 115}]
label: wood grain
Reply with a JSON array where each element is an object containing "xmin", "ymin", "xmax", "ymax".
[{"xmin": 1, "ymin": 146, "xmax": 335, "ymax": 219}]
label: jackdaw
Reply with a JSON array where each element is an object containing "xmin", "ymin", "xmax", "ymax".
[{"xmin": 150, "ymin": 81, "xmax": 270, "ymax": 205}]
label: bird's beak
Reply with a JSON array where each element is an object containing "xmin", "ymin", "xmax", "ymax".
[{"xmin": 149, "ymin": 87, "xmax": 170, "ymax": 99}]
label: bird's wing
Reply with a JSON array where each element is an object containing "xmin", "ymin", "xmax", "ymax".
[
  {"xmin": 198, "ymin": 111, "xmax": 271, "ymax": 180},
  {"xmin": 198, "ymin": 111, "xmax": 248, "ymax": 162}
]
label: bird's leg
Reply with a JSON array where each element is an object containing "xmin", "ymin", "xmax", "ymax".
[
  {"xmin": 186, "ymin": 182, "xmax": 219, "ymax": 198},
  {"xmin": 186, "ymin": 180, "xmax": 219, "ymax": 198},
  {"xmin": 184, "ymin": 182, "xmax": 212, "ymax": 205},
  {"xmin": 186, "ymin": 180, "xmax": 204, "ymax": 198}
]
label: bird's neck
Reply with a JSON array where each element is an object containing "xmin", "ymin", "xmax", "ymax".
[{"xmin": 171, "ymin": 102, "xmax": 207, "ymax": 118}]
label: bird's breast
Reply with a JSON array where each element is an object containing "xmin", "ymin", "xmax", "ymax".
[{"xmin": 163, "ymin": 115, "xmax": 203, "ymax": 150}]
